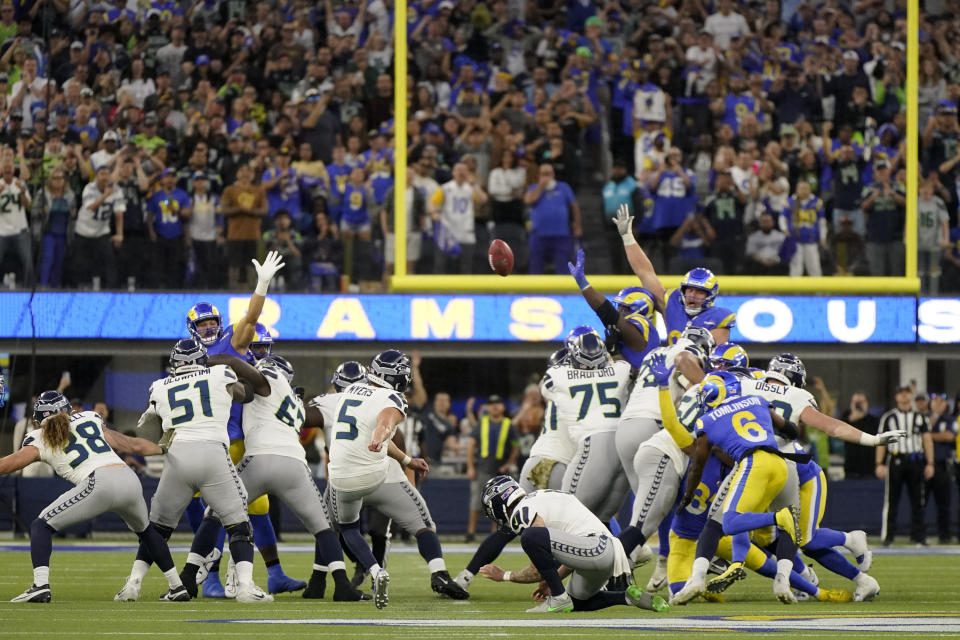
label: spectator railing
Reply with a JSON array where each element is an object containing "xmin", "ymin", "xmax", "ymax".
[{"xmin": 389, "ymin": 0, "xmax": 921, "ymax": 296}]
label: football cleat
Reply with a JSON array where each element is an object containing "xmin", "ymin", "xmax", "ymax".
[
  {"xmin": 706, "ymin": 561, "xmax": 746, "ymax": 594},
  {"xmin": 853, "ymin": 573, "xmax": 880, "ymax": 602},
  {"xmin": 453, "ymin": 569, "xmax": 473, "ymax": 592},
  {"xmin": 223, "ymin": 561, "xmax": 237, "ymax": 599},
  {"xmin": 195, "ymin": 548, "xmax": 221, "ymax": 586},
  {"xmin": 800, "ymin": 564, "xmax": 819, "ymax": 587},
  {"xmin": 373, "ymin": 569, "xmax": 390, "ymax": 610},
  {"xmin": 774, "ymin": 572, "xmax": 797, "ymax": 604},
  {"xmin": 114, "ymin": 578, "xmax": 141, "ymax": 602},
  {"xmin": 707, "ymin": 556, "xmax": 730, "ymax": 575},
  {"xmin": 526, "ymin": 592, "xmax": 573, "ymax": 613},
  {"xmin": 775, "ymin": 506, "xmax": 801, "ymax": 546},
  {"xmin": 350, "ymin": 564, "xmax": 368, "ymax": 589},
  {"xmin": 625, "ymin": 585, "xmax": 669, "ymax": 612},
  {"xmin": 846, "ymin": 530, "xmax": 872, "ymax": 572},
  {"xmin": 669, "ymin": 577, "xmax": 705, "ymax": 606},
  {"xmin": 817, "ymin": 588, "xmax": 854, "ymax": 603},
  {"xmin": 430, "ymin": 571, "xmax": 470, "ymax": 600},
  {"xmin": 159, "ymin": 585, "xmax": 191, "ymax": 602},
  {"xmin": 702, "ymin": 591, "xmax": 726, "ymax": 603},
  {"xmin": 302, "ymin": 572, "xmax": 326, "ymax": 599},
  {"xmin": 333, "ymin": 584, "xmax": 372, "ymax": 602},
  {"xmin": 236, "ymin": 583, "xmax": 274, "ymax": 603},
  {"xmin": 267, "ymin": 572, "xmax": 306, "ymax": 594},
  {"xmin": 11, "ymin": 584, "xmax": 51, "ymax": 603},
  {"xmin": 203, "ymin": 571, "xmax": 227, "ymax": 599},
  {"xmin": 645, "ymin": 556, "xmax": 668, "ymax": 592},
  {"xmin": 631, "ymin": 543, "xmax": 654, "ymax": 568}
]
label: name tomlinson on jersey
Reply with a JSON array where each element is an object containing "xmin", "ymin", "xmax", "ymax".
[
  {"xmin": 709, "ymin": 395, "xmax": 763, "ymax": 419},
  {"xmin": 565, "ymin": 367, "xmax": 616, "ymax": 379}
]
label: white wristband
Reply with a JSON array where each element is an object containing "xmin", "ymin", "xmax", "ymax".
[
  {"xmin": 502, "ymin": 571, "xmax": 512, "ymax": 582},
  {"xmin": 401, "ymin": 455, "xmax": 412, "ymax": 467},
  {"xmin": 621, "ymin": 233, "xmax": 636, "ymax": 246},
  {"xmin": 254, "ymin": 279, "xmax": 270, "ymax": 296}
]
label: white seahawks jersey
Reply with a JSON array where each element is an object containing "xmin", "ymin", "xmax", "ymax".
[
  {"xmin": 308, "ymin": 393, "xmax": 338, "ymax": 431},
  {"xmin": 529, "ymin": 396, "xmax": 576, "ymax": 465},
  {"xmin": 508, "ymin": 489, "xmax": 606, "ymax": 537},
  {"xmin": 740, "ymin": 378, "xmax": 818, "ymax": 424},
  {"xmin": 541, "ymin": 360, "xmax": 632, "ymax": 443},
  {"xmin": 327, "ymin": 382, "xmax": 408, "ymax": 488},
  {"xmin": 143, "ymin": 365, "xmax": 238, "ymax": 446},
  {"xmin": 642, "ymin": 386, "xmax": 703, "ymax": 475},
  {"xmin": 242, "ymin": 370, "xmax": 306, "ymax": 462},
  {"xmin": 621, "ymin": 339, "xmax": 695, "ymax": 421},
  {"xmin": 21, "ymin": 411, "xmax": 124, "ymax": 485}
]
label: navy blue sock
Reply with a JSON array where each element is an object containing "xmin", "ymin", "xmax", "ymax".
[
  {"xmin": 138, "ymin": 524, "xmax": 175, "ymax": 572},
  {"xmin": 466, "ymin": 529, "xmax": 516, "ymax": 574},
  {"xmin": 316, "ymin": 529, "xmax": 344, "ymax": 566},
  {"xmin": 340, "ymin": 521, "xmax": 378, "ymax": 571},
  {"xmin": 658, "ymin": 510, "xmax": 674, "ymax": 556},
  {"xmin": 695, "ymin": 519, "xmax": 724, "ymax": 560},
  {"xmin": 372, "ymin": 533, "xmax": 388, "ymax": 566},
  {"xmin": 137, "ymin": 522, "xmax": 173, "ymax": 567},
  {"xmin": 804, "ymin": 547, "xmax": 859, "ymax": 580},
  {"xmin": 519, "ymin": 527, "xmax": 564, "ymax": 596},
  {"xmin": 189, "ymin": 516, "xmax": 223, "ymax": 562},
  {"xmin": 775, "ymin": 528, "xmax": 797, "ymax": 562},
  {"xmin": 340, "ymin": 533, "xmax": 359, "ymax": 564},
  {"xmin": 572, "ymin": 591, "xmax": 627, "ymax": 611},
  {"xmin": 29, "ymin": 519, "xmax": 55, "ymax": 569},
  {"xmin": 617, "ymin": 525, "xmax": 646, "ymax": 557},
  {"xmin": 185, "ymin": 497, "xmax": 206, "ymax": 533},
  {"xmin": 415, "ymin": 529, "xmax": 443, "ymax": 562},
  {"xmin": 226, "ymin": 523, "xmax": 254, "ymax": 564},
  {"xmin": 210, "ymin": 528, "xmax": 225, "ymax": 573}
]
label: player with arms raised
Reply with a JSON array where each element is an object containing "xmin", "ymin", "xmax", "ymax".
[
  {"xmin": 613, "ymin": 203, "xmax": 736, "ymax": 345},
  {"xmin": 116, "ymin": 340, "xmax": 272, "ymax": 603},
  {"xmin": 0, "ymin": 391, "xmax": 186, "ymax": 603}
]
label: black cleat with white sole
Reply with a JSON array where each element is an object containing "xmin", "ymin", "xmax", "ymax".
[
  {"xmin": 159, "ymin": 585, "xmax": 191, "ymax": 602},
  {"xmin": 431, "ymin": 571, "xmax": 470, "ymax": 600},
  {"xmin": 11, "ymin": 584, "xmax": 51, "ymax": 603}
]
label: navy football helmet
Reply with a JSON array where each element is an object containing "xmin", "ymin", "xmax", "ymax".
[
  {"xmin": 250, "ymin": 323, "xmax": 274, "ymax": 360},
  {"xmin": 568, "ymin": 332, "xmax": 611, "ymax": 370},
  {"xmin": 367, "ymin": 349, "xmax": 412, "ymax": 393},
  {"xmin": 481, "ymin": 475, "xmax": 526, "ymax": 529},
  {"xmin": 332, "ymin": 361, "xmax": 367, "ymax": 392},
  {"xmin": 681, "ymin": 325, "xmax": 716, "ymax": 358},
  {"xmin": 256, "ymin": 355, "xmax": 294, "ymax": 385},
  {"xmin": 33, "ymin": 390, "xmax": 70, "ymax": 424},
  {"xmin": 186, "ymin": 302, "xmax": 223, "ymax": 346},
  {"xmin": 564, "ymin": 325, "xmax": 600, "ymax": 350},
  {"xmin": 547, "ymin": 347, "xmax": 568, "ymax": 368},
  {"xmin": 768, "ymin": 353, "xmax": 807, "ymax": 388},
  {"xmin": 170, "ymin": 339, "xmax": 208, "ymax": 373}
]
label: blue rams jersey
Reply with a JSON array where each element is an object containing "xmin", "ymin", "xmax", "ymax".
[
  {"xmin": 672, "ymin": 454, "xmax": 730, "ymax": 540},
  {"xmin": 784, "ymin": 195, "xmax": 824, "ymax": 244},
  {"xmin": 619, "ymin": 313, "xmax": 660, "ymax": 368},
  {"xmin": 207, "ymin": 325, "xmax": 254, "ymax": 441},
  {"xmin": 722, "ymin": 94, "xmax": 759, "ymax": 134},
  {"xmin": 696, "ymin": 395, "xmax": 778, "ymax": 462},
  {"xmin": 341, "ymin": 184, "xmax": 371, "ymax": 225},
  {"xmin": 663, "ymin": 288, "xmax": 736, "ymax": 345},
  {"xmin": 651, "ymin": 170, "xmax": 697, "ymax": 231},
  {"xmin": 795, "ymin": 442, "xmax": 820, "ymax": 485}
]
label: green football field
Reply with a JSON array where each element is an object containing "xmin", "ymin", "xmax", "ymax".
[{"xmin": 0, "ymin": 538, "xmax": 958, "ymax": 639}]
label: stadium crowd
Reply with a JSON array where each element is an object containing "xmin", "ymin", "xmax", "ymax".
[{"xmin": 0, "ymin": 0, "xmax": 955, "ymax": 290}]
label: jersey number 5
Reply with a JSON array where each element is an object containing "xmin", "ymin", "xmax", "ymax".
[
  {"xmin": 168, "ymin": 380, "xmax": 214, "ymax": 426},
  {"xmin": 64, "ymin": 421, "xmax": 112, "ymax": 468},
  {"xmin": 336, "ymin": 399, "xmax": 363, "ymax": 440}
]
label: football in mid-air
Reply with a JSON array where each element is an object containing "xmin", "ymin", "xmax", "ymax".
[{"xmin": 488, "ymin": 239, "xmax": 514, "ymax": 277}]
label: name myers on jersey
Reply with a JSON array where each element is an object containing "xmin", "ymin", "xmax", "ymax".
[
  {"xmin": 710, "ymin": 395, "xmax": 763, "ymax": 419},
  {"xmin": 566, "ymin": 367, "xmax": 616, "ymax": 380},
  {"xmin": 346, "ymin": 384, "xmax": 374, "ymax": 396}
]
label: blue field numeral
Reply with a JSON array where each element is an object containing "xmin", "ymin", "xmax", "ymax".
[
  {"xmin": 336, "ymin": 399, "xmax": 363, "ymax": 440},
  {"xmin": 168, "ymin": 379, "xmax": 215, "ymax": 426}
]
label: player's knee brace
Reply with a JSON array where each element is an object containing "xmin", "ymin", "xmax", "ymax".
[
  {"xmin": 226, "ymin": 521, "xmax": 254, "ymax": 546},
  {"xmin": 247, "ymin": 494, "xmax": 270, "ymax": 516},
  {"xmin": 150, "ymin": 521, "xmax": 175, "ymax": 541}
]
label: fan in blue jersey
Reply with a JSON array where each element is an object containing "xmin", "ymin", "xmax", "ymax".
[
  {"xmin": 614, "ymin": 203, "xmax": 736, "ymax": 346},
  {"xmin": 183, "ymin": 250, "xmax": 303, "ymax": 599},
  {"xmin": 567, "ymin": 248, "xmax": 657, "ymax": 367}
]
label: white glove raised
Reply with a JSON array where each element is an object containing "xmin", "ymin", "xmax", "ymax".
[
  {"xmin": 252, "ymin": 250, "xmax": 285, "ymax": 295},
  {"xmin": 860, "ymin": 429, "xmax": 906, "ymax": 447},
  {"xmin": 614, "ymin": 204, "xmax": 635, "ymax": 245}
]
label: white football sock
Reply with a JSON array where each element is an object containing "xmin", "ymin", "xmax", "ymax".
[
  {"xmin": 235, "ymin": 560, "xmax": 253, "ymax": 588},
  {"xmin": 33, "ymin": 566, "xmax": 49, "ymax": 586},
  {"xmin": 130, "ymin": 559, "xmax": 150, "ymax": 582},
  {"xmin": 164, "ymin": 568, "xmax": 183, "ymax": 589},
  {"xmin": 428, "ymin": 558, "xmax": 446, "ymax": 573}
]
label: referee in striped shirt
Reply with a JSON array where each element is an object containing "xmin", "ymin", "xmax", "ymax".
[{"xmin": 875, "ymin": 385, "xmax": 934, "ymax": 546}]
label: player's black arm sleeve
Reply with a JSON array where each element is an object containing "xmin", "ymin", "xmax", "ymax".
[
  {"xmin": 769, "ymin": 409, "xmax": 800, "ymax": 440},
  {"xmin": 581, "ymin": 286, "xmax": 648, "ymax": 354}
]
